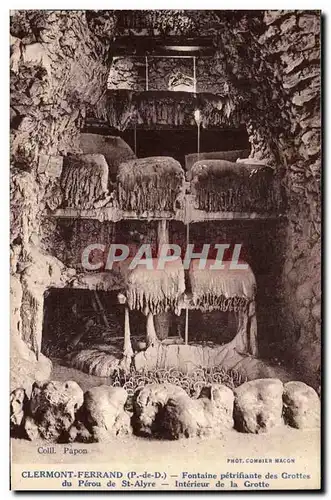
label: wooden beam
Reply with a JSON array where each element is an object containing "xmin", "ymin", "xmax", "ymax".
[
  {"xmin": 93, "ymin": 290, "xmax": 110, "ymax": 329},
  {"xmin": 110, "ymin": 37, "xmax": 215, "ymax": 57},
  {"xmin": 43, "ymin": 207, "xmax": 284, "ymax": 223}
]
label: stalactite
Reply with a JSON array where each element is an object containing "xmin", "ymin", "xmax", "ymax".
[
  {"xmin": 92, "ymin": 90, "xmax": 242, "ymax": 129},
  {"xmin": 189, "ymin": 259, "xmax": 256, "ymax": 313},
  {"xmin": 60, "ymin": 154, "xmax": 109, "ymax": 208},
  {"xmin": 117, "ymin": 157, "xmax": 185, "ymax": 213},
  {"xmin": 190, "ymin": 160, "xmax": 282, "ymax": 213},
  {"xmin": 190, "ymin": 294, "xmax": 249, "ymax": 313},
  {"xmin": 126, "ymin": 259, "xmax": 185, "ymax": 316}
]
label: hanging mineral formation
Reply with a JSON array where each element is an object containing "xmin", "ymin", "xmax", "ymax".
[
  {"xmin": 117, "ymin": 156, "xmax": 185, "ymax": 213},
  {"xmin": 60, "ymin": 154, "xmax": 109, "ymax": 209},
  {"xmin": 91, "ymin": 90, "xmax": 241, "ymax": 129},
  {"xmin": 188, "ymin": 259, "xmax": 256, "ymax": 313},
  {"xmin": 190, "ymin": 159, "xmax": 280, "ymax": 213},
  {"xmin": 126, "ymin": 258, "xmax": 186, "ymax": 316}
]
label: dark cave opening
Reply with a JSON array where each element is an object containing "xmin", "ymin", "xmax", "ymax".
[
  {"xmin": 41, "ymin": 289, "xmax": 145, "ymax": 361},
  {"xmin": 177, "ymin": 218, "xmax": 287, "ymax": 360},
  {"xmin": 41, "ymin": 287, "xmax": 239, "ymax": 368},
  {"xmin": 83, "ymin": 125, "xmax": 249, "ymax": 168},
  {"xmin": 43, "ymin": 215, "xmax": 287, "ymax": 369},
  {"xmin": 174, "ymin": 309, "xmax": 238, "ymax": 345}
]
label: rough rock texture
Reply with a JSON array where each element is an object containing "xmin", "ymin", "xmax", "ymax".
[
  {"xmin": 126, "ymin": 258, "xmax": 185, "ymax": 315},
  {"xmin": 10, "ymin": 10, "xmax": 114, "ymax": 169},
  {"xmin": 61, "ymin": 154, "xmax": 109, "ymax": 209},
  {"xmin": 10, "ymin": 10, "xmax": 116, "ymax": 392},
  {"xmin": 160, "ymin": 384, "xmax": 234, "ymax": 439},
  {"xmin": 190, "ymin": 160, "xmax": 281, "ymax": 213},
  {"xmin": 149, "ymin": 57, "xmax": 194, "ymax": 92},
  {"xmin": 11, "ymin": 378, "xmax": 321, "ymax": 443},
  {"xmin": 67, "ymin": 421, "xmax": 92, "ymax": 443},
  {"xmin": 188, "ymin": 259, "xmax": 256, "ymax": 312},
  {"xmin": 132, "ymin": 382, "xmax": 187, "ymax": 436},
  {"xmin": 15, "ymin": 240, "xmax": 75, "ymax": 355},
  {"xmin": 24, "ymin": 380, "xmax": 84, "ymax": 441},
  {"xmin": 78, "ymin": 385, "xmax": 131, "ymax": 440},
  {"xmin": 11, "ymin": 345, "xmax": 52, "ymax": 397},
  {"xmin": 115, "ymin": 10, "xmax": 219, "ymax": 37},
  {"xmin": 80, "ymin": 133, "xmax": 136, "ymax": 178},
  {"xmin": 10, "ymin": 10, "xmax": 321, "ymax": 397},
  {"xmin": 117, "ymin": 156, "xmax": 185, "ymax": 213},
  {"xmin": 160, "ymin": 394, "xmax": 208, "ymax": 439},
  {"xmin": 259, "ymin": 12, "xmax": 321, "ymax": 387},
  {"xmin": 206, "ymin": 383, "xmax": 235, "ymax": 428},
  {"xmin": 216, "ymin": 11, "xmax": 321, "ymax": 383},
  {"xmin": 108, "ymin": 56, "xmax": 228, "ymax": 94},
  {"xmin": 11, "ymin": 270, "xmax": 53, "ymax": 393},
  {"xmin": 41, "ymin": 219, "xmax": 117, "ymax": 271},
  {"xmin": 108, "ymin": 56, "xmax": 146, "ymax": 91},
  {"xmin": 283, "ymin": 381, "xmax": 320, "ymax": 429},
  {"xmin": 177, "ymin": 10, "xmax": 322, "ymax": 384},
  {"xmin": 234, "ymin": 378, "xmax": 284, "ymax": 433}
]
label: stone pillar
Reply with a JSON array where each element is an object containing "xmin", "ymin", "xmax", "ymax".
[
  {"xmin": 123, "ymin": 306, "xmax": 133, "ymax": 357},
  {"xmin": 146, "ymin": 312, "xmax": 158, "ymax": 347},
  {"xmin": 154, "ymin": 220, "xmax": 171, "ymax": 340}
]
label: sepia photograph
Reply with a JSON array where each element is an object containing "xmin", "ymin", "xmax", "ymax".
[{"xmin": 9, "ymin": 8, "xmax": 321, "ymax": 491}]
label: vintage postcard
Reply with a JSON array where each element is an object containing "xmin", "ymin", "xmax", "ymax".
[{"xmin": 10, "ymin": 9, "xmax": 321, "ymax": 491}]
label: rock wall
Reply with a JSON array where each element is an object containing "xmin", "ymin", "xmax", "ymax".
[
  {"xmin": 258, "ymin": 11, "xmax": 321, "ymax": 385},
  {"xmin": 10, "ymin": 9, "xmax": 116, "ymax": 241},
  {"xmin": 10, "ymin": 10, "xmax": 114, "ymax": 169},
  {"xmin": 10, "ymin": 10, "xmax": 116, "ymax": 392},
  {"xmin": 233, "ymin": 11, "xmax": 321, "ymax": 383},
  {"xmin": 42, "ymin": 219, "xmax": 115, "ymax": 270},
  {"xmin": 208, "ymin": 11, "xmax": 321, "ymax": 384},
  {"xmin": 10, "ymin": 10, "xmax": 321, "ymax": 392},
  {"xmin": 108, "ymin": 57, "xmax": 146, "ymax": 91},
  {"xmin": 115, "ymin": 10, "xmax": 221, "ymax": 38}
]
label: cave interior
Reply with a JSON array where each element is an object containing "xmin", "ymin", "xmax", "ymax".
[{"xmin": 10, "ymin": 10, "xmax": 321, "ymax": 389}]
